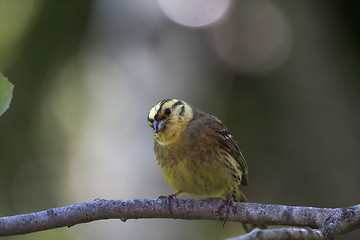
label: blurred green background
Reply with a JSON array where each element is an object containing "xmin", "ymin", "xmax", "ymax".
[{"xmin": 0, "ymin": 1, "xmax": 359, "ymax": 239}]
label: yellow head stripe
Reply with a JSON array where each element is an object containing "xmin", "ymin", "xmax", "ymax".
[{"xmin": 148, "ymin": 99, "xmax": 181, "ymax": 120}]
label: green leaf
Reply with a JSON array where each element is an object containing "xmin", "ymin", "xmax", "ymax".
[{"xmin": 0, "ymin": 73, "xmax": 14, "ymax": 117}]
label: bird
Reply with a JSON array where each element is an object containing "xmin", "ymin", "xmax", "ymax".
[{"xmin": 147, "ymin": 98, "xmax": 261, "ymax": 231}]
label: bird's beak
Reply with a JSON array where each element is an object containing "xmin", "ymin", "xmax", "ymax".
[{"xmin": 153, "ymin": 120, "xmax": 165, "ymax": 133}]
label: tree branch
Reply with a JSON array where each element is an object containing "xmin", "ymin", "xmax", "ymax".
[{"xmin": 0, "ymin": 198, "xmax": 359, "ymax": 239}]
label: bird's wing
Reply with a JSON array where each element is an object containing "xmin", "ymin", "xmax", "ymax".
[{"xmin": 203, "ymin": 114, "xmax": 248, "ymax": 186}]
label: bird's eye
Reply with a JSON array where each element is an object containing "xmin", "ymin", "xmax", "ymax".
[{"xmin": 164, "ymin": 108, "xmax": 171, "ymax": 115}]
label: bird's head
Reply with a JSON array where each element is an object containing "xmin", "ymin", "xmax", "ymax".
[{"xmin": 147, "ymin": 99, "xmax": 193, "ymax": 144}]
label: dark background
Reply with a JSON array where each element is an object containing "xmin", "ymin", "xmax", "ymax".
[{"xmin": 0, "ymin": 1, "xmax": 359, "ymax": 239}]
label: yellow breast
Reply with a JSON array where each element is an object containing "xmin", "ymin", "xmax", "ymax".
[{"xmin": 154, "ymin": 136, "xmax": 238, "ymax": 200}]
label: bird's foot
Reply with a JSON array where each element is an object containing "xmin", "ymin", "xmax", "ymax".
[
  {"xmin": 158, "ymin": 190, "xmax": 183, "ymax": 205},
  {"xmin": 216, "ymin": 192, "xmax": 234, "ymax": 227}
]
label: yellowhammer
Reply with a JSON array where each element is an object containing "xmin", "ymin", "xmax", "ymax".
[{"xmin": 147, "ymin": 99, "xmax": 261, "ymax": 231}]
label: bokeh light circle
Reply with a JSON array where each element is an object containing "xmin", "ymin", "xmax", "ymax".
[
  {"xmin": 158, "ymin": 0, "xmax": 231, "ymax": 27},
  {"xmin": 211, "ymin": 0, "xmax": 293, "ymax": 73}
]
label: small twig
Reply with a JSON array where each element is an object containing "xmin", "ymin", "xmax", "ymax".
[{"xmin": 227, "ymin": 228, "xmax": 323, "ymax": 240}]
